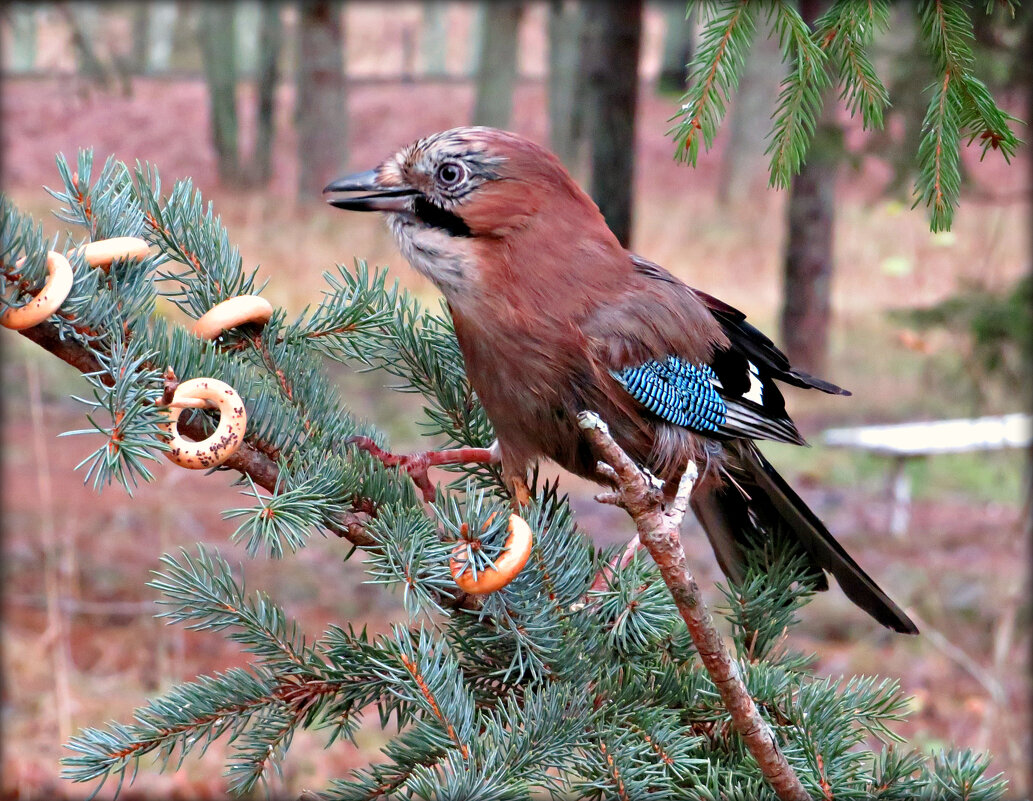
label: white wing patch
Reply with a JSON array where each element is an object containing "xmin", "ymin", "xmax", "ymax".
[{"xmin": 743, "ymin": 360, "xmax": 764, "ymax": 404}]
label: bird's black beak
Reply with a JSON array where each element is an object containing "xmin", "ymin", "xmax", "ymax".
[{"xmin": 322, "ymin": 169, "xmax": 418, "ymax": 212}]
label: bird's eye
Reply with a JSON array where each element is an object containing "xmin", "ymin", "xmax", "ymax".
[{"xmin": 435, "ymin": 161, "xmax": 466, "ymax": 188}]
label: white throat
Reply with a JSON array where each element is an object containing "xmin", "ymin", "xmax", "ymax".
[{"xmin": 386, "ymin": 213, "xmax": 476, "ymax": 299}]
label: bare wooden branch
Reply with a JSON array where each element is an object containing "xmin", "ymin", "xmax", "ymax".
[{"xmin": 578, "ymin": 410, "xmax": 812, "ymax": 801}]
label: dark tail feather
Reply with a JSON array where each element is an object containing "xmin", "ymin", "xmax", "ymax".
[
  {"xmin": 783, "ymin": 367, "xmax": 852, "ymax": 396},
  {"xmin": 691, "ymin": 442, "xmax": 918, "ymax": 635}
]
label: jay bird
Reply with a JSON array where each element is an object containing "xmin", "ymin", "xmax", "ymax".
[{"xmin": 325, "ymin": 126, "xmax": 917, "ymax": 635}]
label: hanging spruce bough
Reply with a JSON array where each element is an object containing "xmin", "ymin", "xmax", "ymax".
[
  {"xmin": 1, "ymin": 154, "xmax": 1010, "ymax": 799},
  {"xmin": 670, "ymin": 0, "xmax": 1022, "ymax": 232}
]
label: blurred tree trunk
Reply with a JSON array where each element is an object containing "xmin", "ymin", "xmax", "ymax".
[
  {"xmin": 1023, "ymin": 4, "xmax": 1033, "ymax": 129},
  {"xmin": 130, "ymin": 4, "xmax": 149, "ymax": 74},
  {"xmin": 7, "ymin": 5, "xmax": 38, "ymax": 73},
  {"xmin": 467, "ymin": 3, "xmax": 484, "ymax": 76},
  {"xmin": 244, "ymin": 1, "xmax": 283, "ymax": 187},
  {"xmin": 61, "ymin": 3, "xmax": 114, "ymax": 91},
  {"xmin": 169, "ymin": 2, "xmax": 195, "ymax": 72},
  {"xmin": 296, "ymin": 0, "xmax": 347, "ymax": 201},
  {"xmin": 717, "ymin": 12, "xmax": 780, "ymax": 205},
  {"xmin": 235, "ymin": 1, "xmax": 263, "ymax": 77},
  {"xmin": 473, "ymin": 3, "xmax": 523, "ymax": 128},
  {"xmin": 547, "ymin": 0, "xmax": 584, "ymax": 170},
  {"xmin": 779, "ymin": 0, "xmax": 838, "ymax": 375},
  {"xmin": 582, "ymin": 0, "xmax": 643, "ymax": 247},
  {"xmin": 421, "ymin": 1, "xmax": 449, "ymax": 77},
  {"xmin": 657, "ymin": 0, "xmax": 694, "ymax": 93},
  {"xmin": 1024, "ymin": 8, "xmax": 1033, "ymax": 521},
  {"xmin": 199, "ymin": 4, "xmax": 241, "ymax": 185},
  {"xmin": 401, "ymin": 22, "xmax": 417, "ymax": 82},
  {"xmin": 146, "ymin": 2, "xmax": 178, "ymax": 74},
  {"xmin": 68, "ymin": 3, "xmax": 101, "ymax": 77}
]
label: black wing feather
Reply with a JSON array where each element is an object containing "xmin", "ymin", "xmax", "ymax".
[{"xmin": 694, "ymin": 288, "xmax": 850, "ymax": 396}]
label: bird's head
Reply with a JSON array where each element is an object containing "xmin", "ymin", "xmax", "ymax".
[{"xmin": 324, "ymin": 127, "xmax": 614, "ymax": 301}]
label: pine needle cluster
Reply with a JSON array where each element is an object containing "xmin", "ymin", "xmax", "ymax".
[
  {"xmin": 1, "ymin": 154, "xmax": 1010, "ymax": 799},
  {"xmin": 669, "ymin": 1, "xmax": 1021, "ymax": 231}
]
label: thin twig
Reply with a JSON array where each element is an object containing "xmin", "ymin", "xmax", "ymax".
[
  {"xmin": 26, "ymin": 355, "xmax": 74, "ymax": 744},
  {"xmin": 578, "ymin": 411, "xmax": 812, "ymax": 801}
]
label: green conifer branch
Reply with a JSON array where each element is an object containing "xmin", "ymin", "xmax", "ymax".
[
  {"xmin": 148, "ymin": 547, "xmax": 312, "ymax": 667},
  {"xmin": 62, "ymin": 669, "xmax": 352, "ymax": 795},
  {"xmin": 815, "ymin": 0, "xmax": 891, "ymax": 129},
  {"xmin": 61, "ymin": 336, "xmax": 168, "ymax": 492},
  {"xmin": 670, "ymin": 0, "xmax": 758, "ymax": 165},
  {"xmin": 671, "ymin": 0, "xmax": 1022, "ymax": 231},
  {"xmin": 914, "ymin": 69, "xmax": 964, "ymax": 232},
  {"xmin": 766, "ymin": 2, "xmax": 832, "ymax": 189},
  {"xmin": 912, "ymin": 1, "xmax": 1020, "ymax": 230},
  {"xmin": 362, "ymin": 502, "xmax": 455, "ymax": 616}
]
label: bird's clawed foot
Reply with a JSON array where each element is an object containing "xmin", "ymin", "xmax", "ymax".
[
  {"xmin": 506, "ymin": 474, "xmax": 532, "ymax": 508},
  {"xmin": 348, "ymin": 436, "xmax": 499, "ymax": 503},
  {"xmin": 592, "ymin": 462, "xmax": 665, "ymax": 508},
  {"xmin": 586, "ymin": 459, "xmax": 677, "ymax": 592}
]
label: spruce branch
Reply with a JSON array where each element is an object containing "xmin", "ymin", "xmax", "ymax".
[
  {"xmin": 714, "ymin": 530, "xmax": 819, "ymax": 664},
  {"xmin": 148, "ymin": 546, "xmax": 313, "ymax": 669},
  {"xmin": 61, "ymin": 334, "xmax": 168, "ymax": 492},
  {"xmin": 362, "ymin": 502, "xmax": 455, "ymax": 617},
  {"xmin": 913, "ymin": 0, "xmax": 1021, "ymax": 230},
  {"xmin": 136, "ymin": 165, "xmax": 264, "ymax": 313},
  {"xmin": 674, "ymin": 0, "xmax": 1022, "ymax": 231},
  {"xmin": 376, "ymin": 626, "xmax": 477, "ymax": 759},
  {"xmin": 815, "ymin": 0, "xmax": 891, "ymax": 130},
  {"xmin": 62, "ymin": 550, "xmax": 405, "ymax": 797},
  {"xmin": 61, "ymin": 669, "xmax": 348, "ymax": 796},
  {"xmin": 670, "ymin": 1, "xmax": 757, "ymax": 166},
  {"xmin": 47, "ymin": 151, "xmax": 145, "ymax": 241},
  {"xmin": 578, "ymin": 411, "xmax": 812, "ymax": 801},
  {"xmin": 766, "ymin": 2, "xmax": 832, "ymax": 189}
]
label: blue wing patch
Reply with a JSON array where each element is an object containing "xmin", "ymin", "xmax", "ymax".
[{"xmin": 613, "ymin": 357, "xmax": 727, "ymax": 433}]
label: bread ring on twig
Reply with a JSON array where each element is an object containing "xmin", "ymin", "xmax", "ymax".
[
  {"xmin": 191, "ymin": 295, "xmax": 274, "ymax": 340},
  {"xmin": 160, "ymin": 378, "xmax": 247, "ymax": 469},
  {"xmin": 1, "ymin": 251, "xmax": 74, "ymax": 331},
  {"xmin": 451, "ymin": 514, "xmax": 534, "ymax": 595},
  {"xmin": 70, "ymin": 237, "xmax": 151, "ymax": 270}
]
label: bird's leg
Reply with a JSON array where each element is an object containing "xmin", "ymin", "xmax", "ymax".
[
  {"xmin": 348, "ymin": 437, "xmax": 500, "ymax": 503},
  {"xmin": 502, "ymin": 466, "xmax": 531, "ymax": 508},
  {"xmin": 588, "ymin": 464, "xmax": 669, "ymax": 592}
]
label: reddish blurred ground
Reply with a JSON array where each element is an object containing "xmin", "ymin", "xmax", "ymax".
[{"xmin": 1, "ymin": 43, "xmax": 1030, "ymax": 801}]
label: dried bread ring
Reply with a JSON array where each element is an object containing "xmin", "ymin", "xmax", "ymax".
[
  {"xmin": 451, "ymin": 514, "xmax": 534, "ymax": 595},
  {"xmin": 70, "ymin": 236, "xmax": 151, "ymax": 270},
  {"xmin": 1, "ymin": 251, "xmax": 74, "ymax": 331},
  {"xmin": 161, "ymin": 378, "xmax": 247, "ymax": 470},
  {"xmin": 191, "ymin": 295, "xmax": 274, "ymax": 340}
]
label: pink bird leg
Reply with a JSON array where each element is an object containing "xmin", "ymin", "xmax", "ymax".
[{"xmin": 348, "ymin": 436, "xmax": 502, "ymax": 503}]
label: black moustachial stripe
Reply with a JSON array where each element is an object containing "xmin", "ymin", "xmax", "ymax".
[{"xmin": 413, "ymin": 197, "xmax": 472, "ymax": 237}]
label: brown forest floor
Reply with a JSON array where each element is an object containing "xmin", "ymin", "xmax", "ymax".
[{"xmin": 1, "ymin": 70, "xmax": 1031, "ymax": 800}]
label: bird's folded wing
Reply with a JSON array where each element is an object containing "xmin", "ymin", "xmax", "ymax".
[{"xmin": 612, "ymin": 356, "xmax": 807, "ymax": 444}]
